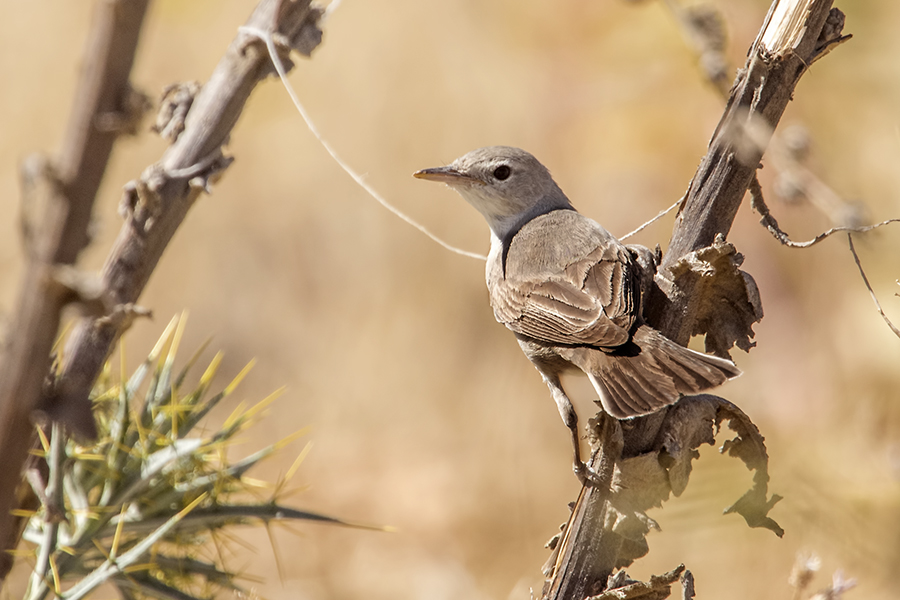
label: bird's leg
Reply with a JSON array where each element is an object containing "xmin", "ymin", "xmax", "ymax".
[{"xmin": 536, "ymin": 369, "xmax": 605, "ymax": 487}]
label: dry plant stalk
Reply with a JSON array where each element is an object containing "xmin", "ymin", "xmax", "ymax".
[
  {"xmin": 0, "ymin": 0, "xmax": 325, "ymax": 581},
  {"xmin": 542, "ymin": 1, "xmax": 849, "ymax": 598},
  {"xmin": 0, "ymin": 0, "xmax": 150, "ymax": 580},
  {"xmin": 669, "ymin": 0, "xmax": 897, "ymax": 341}
]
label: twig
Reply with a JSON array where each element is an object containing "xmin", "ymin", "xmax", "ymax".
[
  {"xmin": 0, "ymin": 0, "xmax": 150, "ymax": 581},
  {"xmin": 662, "ymin": 0, "xmax": 897, "ymax": 354},
  {"xmin": 749, "ymin": 175, "xmax": 900, "ymax": 248},
  {"xmin": 847, "ymin": 234, "xmax": 900, "ymax": 339},
  {"xmin": 672, "ymin": 0, "xmax": 899, "ymax": 343},
  {"xmin": 43, "ymin": 0, "xmax": 323, "ymax": 448},
  {"xmin": 767, "ymin": 130, "xmax": 866, "ymax": 230},
  {"xmin": 662, "ymin": 0, "xmax": 861, "ymax": 231},
  {"xmin": 654, "ymin": 0, "xmax": 846, "ymax": 343},
  {"xmin": 661, "ymin": 0, "xmax": 730, "ymax": 95},
  {"xmin": 0, "ymin": 0, "xmax": 324, "ymax": 578},
  {"xmin": 751, "ymin": 176, "xmax": 900, "ymax": 339},
  {"xmin": 237, "ymin": 26, "xmax": 487, "ymax": 261}
]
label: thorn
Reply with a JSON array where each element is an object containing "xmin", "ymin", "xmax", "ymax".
[{"xmin": 96, "ymin": 303, "xmax": 153, "ymax": 331}]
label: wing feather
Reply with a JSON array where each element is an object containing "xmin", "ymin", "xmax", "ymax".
[{"xmin": 488, "ymin": 210, "xmax": 639, "ymax": 348}]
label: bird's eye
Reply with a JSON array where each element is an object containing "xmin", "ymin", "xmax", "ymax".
[{"xmin": 493, "ymin": 165, "xmax": 511, "ymax": 181}]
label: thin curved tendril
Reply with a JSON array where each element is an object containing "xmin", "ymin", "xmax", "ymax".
[
  {"xmin": 619, "ymin": 197, "xmax": 683, "ymax": 241},
  {"xmin": 238, "ymin": 26, "xmax": 486, "ymax": 261},
  {"xmin": 847, "ymin": 234, "xmax": 900, "ymax": 339}
]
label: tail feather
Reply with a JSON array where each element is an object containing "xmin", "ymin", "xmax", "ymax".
[
  {"xmin": 584, "ymin": 325, "xmax": 741, "ymax": 419},
  {"xmin": 590, "ymin": 370, "xmax": 651, "ymax": 417}
]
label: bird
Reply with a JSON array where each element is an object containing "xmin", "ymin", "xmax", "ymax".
[{"xmin": 414, "ymin": 146, "xmax": 740, "ymax": 483}]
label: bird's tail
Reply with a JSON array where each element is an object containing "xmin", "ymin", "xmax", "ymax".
[{"xmin": 585, "ymin": 325, "xmax": 741, "ymax": 419}]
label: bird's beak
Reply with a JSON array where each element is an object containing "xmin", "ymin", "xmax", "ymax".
[{"xmin": 413, "ymin": 166, "xmax": 482, "ymax": 185}]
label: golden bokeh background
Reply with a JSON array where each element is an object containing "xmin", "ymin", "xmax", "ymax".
[{"xmin": 2, "ymin": 0, "xmax": 899, "ymax": 598}]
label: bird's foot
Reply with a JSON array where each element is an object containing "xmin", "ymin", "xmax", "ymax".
[{"xmin": 573, "ymin": 460, "xmax": 606, "ymax": 488}]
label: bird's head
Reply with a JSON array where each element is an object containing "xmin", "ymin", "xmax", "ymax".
[{"xmin": 414, "ymin": 146, "xmax": 572, "ymax": 239}]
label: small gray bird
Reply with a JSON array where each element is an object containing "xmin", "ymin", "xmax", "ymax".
[{"xmin": 414, "ymin": 146, "xmax": 740, "ymax": 482}]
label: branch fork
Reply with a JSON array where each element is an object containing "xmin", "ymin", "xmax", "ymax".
[{"xmin": 543, "ymin": 1, "xmax": 848, "ymax": 597}]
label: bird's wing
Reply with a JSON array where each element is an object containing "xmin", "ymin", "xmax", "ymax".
[{"xmin": 490, "ymin": 211, "xmax": 638, "ymax": 348}]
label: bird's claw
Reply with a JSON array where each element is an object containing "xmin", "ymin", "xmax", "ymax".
[{"xmin": 573, "ymin": 460, "xmax": 606, "ymax": 487}]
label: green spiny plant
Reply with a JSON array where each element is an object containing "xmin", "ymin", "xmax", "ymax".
[{"xmin": 17, "ymin": 314, "xmax": 369, "ymax": 600}]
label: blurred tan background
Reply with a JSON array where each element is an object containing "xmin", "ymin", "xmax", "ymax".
[{"xmin": 2, "ymin": 0, "xmax": 900, "ymax": 598}]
